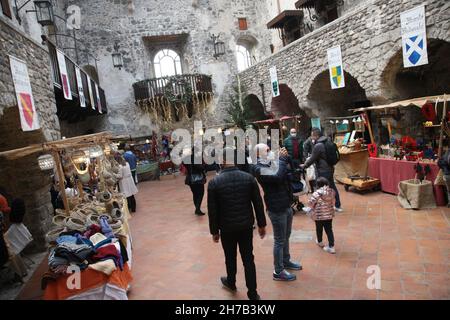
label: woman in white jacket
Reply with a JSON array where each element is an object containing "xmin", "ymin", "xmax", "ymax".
[{"xmin": 117, "ymin": 156, "xmax": 138, "ymax": 212}]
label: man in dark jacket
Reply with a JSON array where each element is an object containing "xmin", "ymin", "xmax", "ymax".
[
  {"xmin": 207, "ymin": 147, "xmax": 266, "ymax": 300},
  {"xmin": 182, "ymin": 148, "xmax": 207, "ymax": 215},
  {"xmin": 301, "ymin": 128, "xmax": 342, "ymax": 211},
  {"xmin": 437, "ymin": 149, "xmax": 450, "ymax": 208},
  {"xmin": 253, "ymin": 144, "xmax": 302, "ymax": 282},
  {"xmin": 284, "ymin": 128, "xmax": 303, "ymax": 168}
]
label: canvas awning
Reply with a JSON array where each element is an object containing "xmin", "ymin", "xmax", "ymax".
[{"xmin": 350, "ymin": 94, "xmax": 450, "ymax": 113}]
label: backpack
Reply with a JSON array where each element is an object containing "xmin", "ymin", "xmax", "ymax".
[{"xmin": 322, "ymin": 139, "xmax": 340, "ymax": 166}]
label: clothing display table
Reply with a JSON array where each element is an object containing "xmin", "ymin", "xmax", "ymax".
[
  {"xmin": 368, "ymin": 157, "xmax": 446, "ymax": 206},
  {"xmin": 136, "ymin": 162, "xmax": 159, "ymax": 181},
  {"xmin": 335, "ymin": 149, "xmax": 369, "ymax": 183},
  {"xmin": 43, "ymin": 204, "xmax": 133, "ymax": 300}
]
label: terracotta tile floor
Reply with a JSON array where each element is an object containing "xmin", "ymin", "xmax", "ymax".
[{"xmin": 17, "ymin": 175, "xmax": 450, "ymax": 300}]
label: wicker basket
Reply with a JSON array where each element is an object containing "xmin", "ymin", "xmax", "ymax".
[
  {"xmin": 52, "ymin": 215, "xmax": 67, "ymax": 227},
  {"xmin": 46, "ymin": 226, "xmax": 66, "ymax": 244},
  {"xmin": 110, "ymin": 208, "xmax": 124, "ymax": 221},
  {"xmin": 65, "ymin": 217, "xmax": 86, "ymax": 232}
]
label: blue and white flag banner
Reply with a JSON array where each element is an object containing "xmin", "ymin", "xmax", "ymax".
[{"xmin": 401, "ymin": 5, "xmax": 428, "ymax": 68}]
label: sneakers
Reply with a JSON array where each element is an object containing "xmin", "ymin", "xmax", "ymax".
[
  {"xmin": 323, "ymin": 246, "xmax": 336, "ymax": 254},
  {"xmin": 334, "ymin": 207, "xmax": 344, "ymax": 213},
  {"xmin": 220, "ymin": 276, "xmax": 237, "ymax": 292},
  {"xmin": 284, "ymin": 261, "xmax": 303, "ymax": 271},
  {"xmin": 315, "ymin": 239, "xmax": 325, "ymax": 247},
  {"xmin": 273, "ymin": 270, "xmax": 296, "ymax": 281}
]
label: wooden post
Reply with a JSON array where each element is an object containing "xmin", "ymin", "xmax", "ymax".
[
  {"xmin": 53, "ymin": 151, "xmax": 70, "ymax": 215},
  {"xmin": 365, "ymin": 112, "xmax": 375, "ymax": 144},
  {"xmin": 387, "ymin": 121, "xmax": 392, "ymax": 140},
  {"xmin": 438, "ymin": 95, "xmax": 447, "ymax": 158}
]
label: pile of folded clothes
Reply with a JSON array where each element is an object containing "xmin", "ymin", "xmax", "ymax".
[{"xmin": 42, "ymin": 216, "xmax": 129, "ymax": 290}]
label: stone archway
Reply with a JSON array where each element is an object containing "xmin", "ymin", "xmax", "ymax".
[
  {"xmin": 271, "ymin": 84, "xmax": 311, "ymax": 139},
  {"xmin": 244, "ymin": 94, "xmax": 266, "ymax": 122},
  {"xmin": 306, "ymin": 70, "xmax": 369, "ymax": 118},
  {"xmin": 380, "ymin": 38, "xmax": 450, "ymax": 101}
]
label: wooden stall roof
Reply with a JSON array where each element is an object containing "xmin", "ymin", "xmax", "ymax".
[
  {"xmin": 350, "ymin": 94, "xmax": 449, "ymax": 113},
  {"xmin": 267, "ymin": 10, "xmax": 304, "ymax": 29},
  {"xmin": 0, "ymin": 132, "xmax": 114, "ymax": 160}
]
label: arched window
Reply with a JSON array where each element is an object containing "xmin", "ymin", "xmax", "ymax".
[
  {"xmin": 236, "ymin": 45, "xmax": 252, "ymax": 72},
  {"xmin": 153, "ymin": 49, "xmax": 182, "ymax": 78}
]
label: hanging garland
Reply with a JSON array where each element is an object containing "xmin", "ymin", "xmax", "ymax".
[{"xmin": 163, "ymin": 75, "xmax": 193, "ymax": 105}]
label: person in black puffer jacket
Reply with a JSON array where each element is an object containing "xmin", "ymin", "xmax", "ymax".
[
  {"xmin": 253, "ymin": 144, "xmax": 302, "ymax": 282},
  {"xmin": 182, "ymin": 147, "xmax": 207, "ymax": 216},
  {"xmin": 207, "ymin": 147, "xmax": 266, "ymax": 300}
]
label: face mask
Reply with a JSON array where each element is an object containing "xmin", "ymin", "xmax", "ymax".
[
  {"xmin": 290, "ymin": 133, "xmax": 297, "ymax": 137},
  {"xmin": 267, "ymin": 151, "xmax": 276, "ymax": 161}
]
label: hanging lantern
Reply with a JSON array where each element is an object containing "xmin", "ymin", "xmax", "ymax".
[
  {"xmin": 71, "ymin": 150, "xmax": 88, "ymax": 164},
  {"xmin": 112, "ymin": 41, "xmax": 124, "ymax": 69},
  {"xmin": 38, "ymin": 154, "xmax": 54, "ymax": 171},
  {"xmin": 33, "ymin": 1, "xmax": 54, "ymax": 26},
  {"xmin": 211, "ymin": 34, "xmax": 225, "ymax": 58}
]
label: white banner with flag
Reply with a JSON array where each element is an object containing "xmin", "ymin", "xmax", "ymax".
[
  {"xmin": 9, "ymin": 55, "xmax": 40, "ymax": 131},
  {"xmin": 56, "ymin": 49, "xmax": 72, "ymax": 100},
  {"xmin": 74, "ymin": 66, "xmax": 86, "ymax": 108},
  {"xmin": 86, "ymin": 75, "xmax": 95, "ymax": 110},
  {"xmin": 401, "ymin": 5, "xmax": 428, "ymax": 68},
  {"xmin": 95, "ymin": 83, "xmax": 102, "ymax": 114},
  {"xmin": 327, "ymin": 45, "xmax": 345, "ymax": 89},
  {"xmin": 269, "ymin": 66, "xmax": 280, "ymax": 98}
]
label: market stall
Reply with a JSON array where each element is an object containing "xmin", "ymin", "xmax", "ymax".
[
  {"xmin": 351, "ymin": 94, "xmax": 449, "ymax": 206},
  {"xmin": 0, "ymin": 132, "xmax": 134, "ymax": 300}
]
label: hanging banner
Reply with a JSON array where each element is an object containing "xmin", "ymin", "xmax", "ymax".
[
  {"xmin": 311, "ymin": 118, "xmax": 321, "ymax": 130},
  {"xmin": 327, "ymin": 45, "xmax": 345, "ymax": 89},
  {"xmin": 269, "ymin": 66, "xmax": 280, "ymax": 98},
  {"xmin": 74, "ymin": 66, "xmax": 86, "ymax": 108},
  {"xmin": 86, "ymin": 75, "xmax": 95, "ymax": 110},
  {"xmin": 56, "ymin": 49, "xmax": 72, "ymax": 100},
  {"xmin": 9, "ymin": 56, "xmax": 40, "ymax": 131},
  {"xmin": 401, "ymin": 5, "xmax": 428, "ymax": 68},
  {"xmin": 95, "ymin": 83, "xmax": 102, "ymax": 114}
]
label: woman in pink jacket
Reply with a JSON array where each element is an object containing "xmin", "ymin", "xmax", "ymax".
[{"xmin": 308, "ymin": 177, "xmax": 336, "ymax": 254}]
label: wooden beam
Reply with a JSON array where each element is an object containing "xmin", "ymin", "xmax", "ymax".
[
  {"xmin": 365, "ymin": 112, "xmax": 375, "ymax": 144},
  {"xmin": 53, "ymin": 151, "xmax": 70, "ymax": 215},
  {"xmin": 438, "ymin": 94, "xmax": 448, "ymax": 158}
]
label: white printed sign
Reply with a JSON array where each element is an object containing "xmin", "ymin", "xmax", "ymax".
[
  {"xmin": 86, "ymin": 75, "xmax": 95, "ymax": 110},
  {"xmin": 74, "ymin": 66, "xmax": 86, "ymax": 108},
  {"xmin": 95, "ymin": 83, "xmax": 102, "ymax": 114},
  {"xmin": 269, "ymin": 66, "xmax": 280, "ymax": 98},
  {"xmin": 56, "ymin": 49, "xmax": 72, "ymax": 100},
  {"xmin": 401, "ymin": 5, "xmax": 428, "ymax": 68},
  {"xmin": 327, "ymin": 45, "xmax": 345, "ymax": 89},
  {"xmin": 9, "ymin": 55, "xmax": 40, "ymax": 131}
]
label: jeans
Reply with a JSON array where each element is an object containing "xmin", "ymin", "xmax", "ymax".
[
  {"xmin": 189, "ymin": 184, "xmax": 205, "ymax": 212},
  {"xmin": 315, "ymin": 220, "xmax": 334, "ymax": 247},
  {"xmin": 317, "ymin": 171, "xmax": 341, "ymax": 208},
  {"xmin": 127, "ymin": 195, "xmax": 136, "ymax": 213},
  {"xmin": 444, "ymin": 175, "xmax": 450, "ymax": 205},
  {"xmin": 268, "ymin": 208, "xmax": 293, "ymax": 274},
  {"xmin": 221, "ymin": 228, "xmax": 257, "ymax": 296}
]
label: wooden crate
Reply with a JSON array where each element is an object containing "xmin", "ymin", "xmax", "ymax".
[{"xmin": 341, "ymin": 177, "xmax": 380, "ymax": 192}]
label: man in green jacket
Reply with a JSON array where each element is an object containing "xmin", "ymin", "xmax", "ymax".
[{"xmin": 283, "ymin": 128, "xmax": 303, "ymax": 168}]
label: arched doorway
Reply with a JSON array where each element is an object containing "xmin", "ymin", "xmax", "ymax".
[
  {"xmin": 306, "ymin": 70, "xmax": 369, "ymax": 118},
  {"xmin": 381, "ymin": 38, "xmax": 450, "ymax": 100},
  {"xmin": 244, "ymin": 94, "xmax": 266, "ymax": 122},
  {"xmin": 271, "ymin": 84, "xmax": 311, "ymax": 140}
]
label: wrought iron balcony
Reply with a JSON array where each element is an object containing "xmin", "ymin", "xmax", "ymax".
[{"xmin": 133, "ymin": 74, "xmax": 213, "ymax": 103}]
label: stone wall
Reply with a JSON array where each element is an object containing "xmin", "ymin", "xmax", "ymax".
[
  {"xmin": 66, "ymin": 0, "xmax": 275, "ymax": 135},
  {"xmin": 239, "ymin": 0, "xmax": 450, "ymax": 119},
  {"xmin": 0, "ymin": 16, "xmax": 60, "ymax": 251}
]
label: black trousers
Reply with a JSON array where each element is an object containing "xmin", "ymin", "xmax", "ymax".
[
  {"xmin": 315, "ymin": 219, "xmax": 334, "ymax": 247},
  {"xmin": 189, "ymin": 184, "xmax": 204, "ymax": 212},
  {"xmin": 131, "ymin": 170, "xmax": 137, "ymax": 184},
  {"xmin": 221, "ymin": 228, "xmax": 257, "ymax": 295},
  {"xmin": 127, "ymin": 195, "xmax": 136, "ymax": 213}
]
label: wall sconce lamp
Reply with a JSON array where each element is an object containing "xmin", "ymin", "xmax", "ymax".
[
  {"xmin": 14, "ymin": 0, "xmax": 54, "ymax": 26},
  {"xmin": 210, "ymin": 33, "xmax": 225, "ymax": 59},
  {"xmin": 112, "ymin": 41, "xmax": 124, "ymax": 70}
]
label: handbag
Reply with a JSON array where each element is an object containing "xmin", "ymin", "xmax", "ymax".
[{"xmin": 190, "ymin": 173, "xmax": 205, "ymax": 185}]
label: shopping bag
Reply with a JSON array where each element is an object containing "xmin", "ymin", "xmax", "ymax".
[{"xmin": 306, "ymin": 165, "xmax": 316, "ymax": 181}]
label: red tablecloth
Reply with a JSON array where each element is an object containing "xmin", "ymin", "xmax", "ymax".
[{"xmin": 368, "ymin": 158, "xmax": 446, "ymax": 206}]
